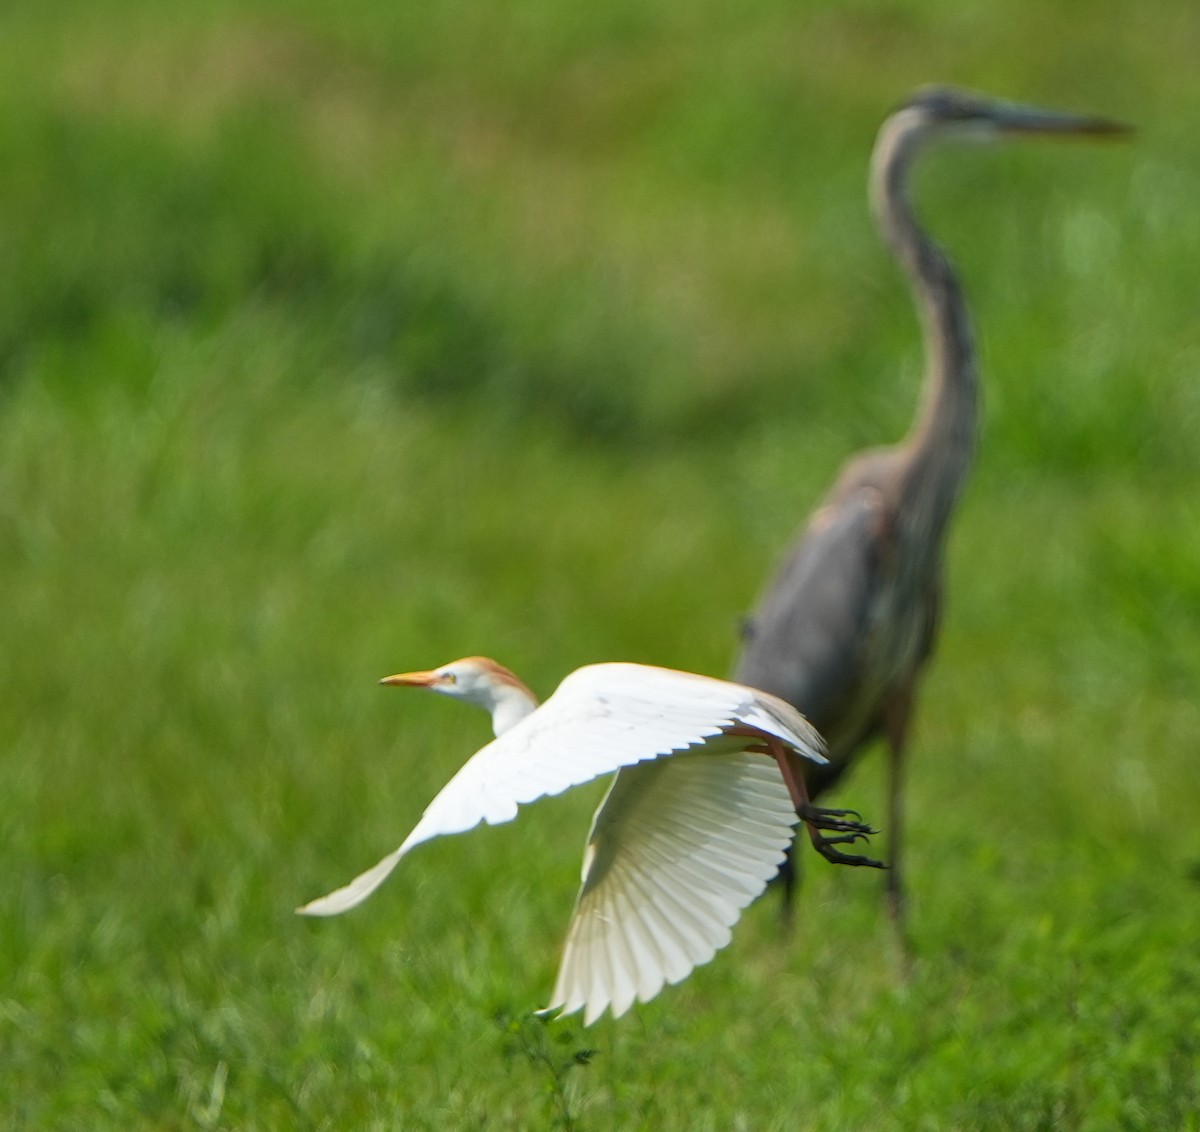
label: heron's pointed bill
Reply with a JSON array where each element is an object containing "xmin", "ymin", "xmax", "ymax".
[
  {"xmin": 380, "ymin": 669, "xmax": 442, "ymax": 688},
  {"xmin": 991, "ymin": 100, "xmax": 1132, "ymax": 139}
]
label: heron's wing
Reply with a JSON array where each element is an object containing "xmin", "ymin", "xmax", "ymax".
[
  {"xmin": 546, "ymin": 750, "xmax": 797, "ymax": 1025},
  {"xmin": 297, "ymin": 663, "xmax": 824, "ymax": 917},
  {"xmin": 735, "ymin": 487, "xmax": 887, "ymax": 724}
]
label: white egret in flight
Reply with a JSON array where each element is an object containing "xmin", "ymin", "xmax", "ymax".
[{"xmin": 299, "ymin": 657, "xmax": 881, "ymax": 1024}]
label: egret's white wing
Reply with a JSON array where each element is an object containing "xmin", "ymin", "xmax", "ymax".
[
  {"xmin": 298, "ymin": 663, "xmax": 825, "ymax": 917},
  {"xmin": 547, "ymin": 750, "xmax": 798, "ymax": 1024}
]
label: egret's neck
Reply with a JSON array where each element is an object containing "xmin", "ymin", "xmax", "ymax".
[{"xmin": 489, "ymin": 685, "xmax": 538, "ymax": 736}]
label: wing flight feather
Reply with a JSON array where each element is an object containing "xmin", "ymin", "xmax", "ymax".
[{"xmin": 546, "ymin": 750, "xmax": 798, "ymax": 1024}]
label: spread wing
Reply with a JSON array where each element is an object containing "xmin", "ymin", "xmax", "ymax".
[
  {"xmin": 297, "ymin": 663, "xmax": 825, "ymax": 917},
  {"xmin": 546, "ymin": 750, "xmax": 798, "ymax": 1024}
]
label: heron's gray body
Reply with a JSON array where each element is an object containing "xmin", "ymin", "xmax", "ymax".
[{"xmin": 737, "ymin": 446, "xmax": 947, "ymax": 800}]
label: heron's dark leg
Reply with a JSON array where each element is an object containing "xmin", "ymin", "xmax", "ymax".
[
  {"xmin": 766, "ymin": 742, "xmax": 884, "ymax": 869},
  {"xmin": 883, "ymin": 685, "xmax": 915, "ymax": 955},
  {"xmin": 777, "ymin": 839, "xmax": 801, "ymax": 933}
]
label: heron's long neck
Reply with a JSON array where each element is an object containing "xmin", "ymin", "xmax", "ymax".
[{"xmin": 869, "ymin": 112, "xmax": 978, "ymax": 538}]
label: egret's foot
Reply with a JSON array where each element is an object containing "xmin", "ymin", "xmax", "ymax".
[
  {"xmin": 813, "ymin": 840, "xmax": 886, "ymax": 868},
  {"xmin": 809, "ymin": 805, "xmax": 865, "ymax": 824},
  {"xmin": 798, "ymin": 805, "xmax": 885, "ymax": 869},
  {"xmin": 797, "ymin": 804, "xmax": 878, "ymax": 837},
  {"xmin": 815, "ymin": 831, "xmax": 871, "ymax": 846}
]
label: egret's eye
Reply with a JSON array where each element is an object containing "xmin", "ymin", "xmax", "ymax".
[{"xmin": 440, "ymin": 671, "xmax": 457, "ymax": 685}]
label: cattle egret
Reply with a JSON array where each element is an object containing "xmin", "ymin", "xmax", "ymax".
[{"xmin": 299, "ymin": 657, "xmax": 881, "ymax": 1024}]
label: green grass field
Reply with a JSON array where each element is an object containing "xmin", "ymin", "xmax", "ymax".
[{"xmin": 3, "ymin": 1, "xmax": 1200, "ymax": 1127}]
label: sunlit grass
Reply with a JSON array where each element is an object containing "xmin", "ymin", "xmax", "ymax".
[{"xmin": 2, "ymin": 1, "xmax": 1199, "ymax": 1128}]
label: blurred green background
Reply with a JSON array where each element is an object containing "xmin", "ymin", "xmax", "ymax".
[{"xmin": 2, "ymin": 0, "xmax": 1198, "ymax": 1127}]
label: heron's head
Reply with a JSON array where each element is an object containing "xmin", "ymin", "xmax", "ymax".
[
  {"xmin": 898, "ymin": 85, "xmax": 1131, "ymax": 146},
  {"xmin": 380, "ymin": 656, "xmax": 538, "ymax": 733}
]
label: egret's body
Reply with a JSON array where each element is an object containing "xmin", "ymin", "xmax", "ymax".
[
  {"xmin": 733, "ymin": 87, "xmax": 1129, "ymax": 936},
  {"xmin": 299, "ymin": 657, "xmax": 879, "ymax": 1024}
]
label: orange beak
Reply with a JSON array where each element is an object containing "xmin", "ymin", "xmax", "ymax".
[{"xmin": 379, "ymin": 669, "xmax": 443, "ymax": 688}]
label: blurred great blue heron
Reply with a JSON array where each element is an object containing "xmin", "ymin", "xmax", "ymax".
[{"xmin": 734, "ymin": 87, "xmax": 1128, "ymax": 940}]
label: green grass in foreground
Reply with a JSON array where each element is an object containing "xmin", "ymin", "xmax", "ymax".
[{"xmin": 2, "ymin": 1, "xmax": 1200, "ymax": 1128}]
